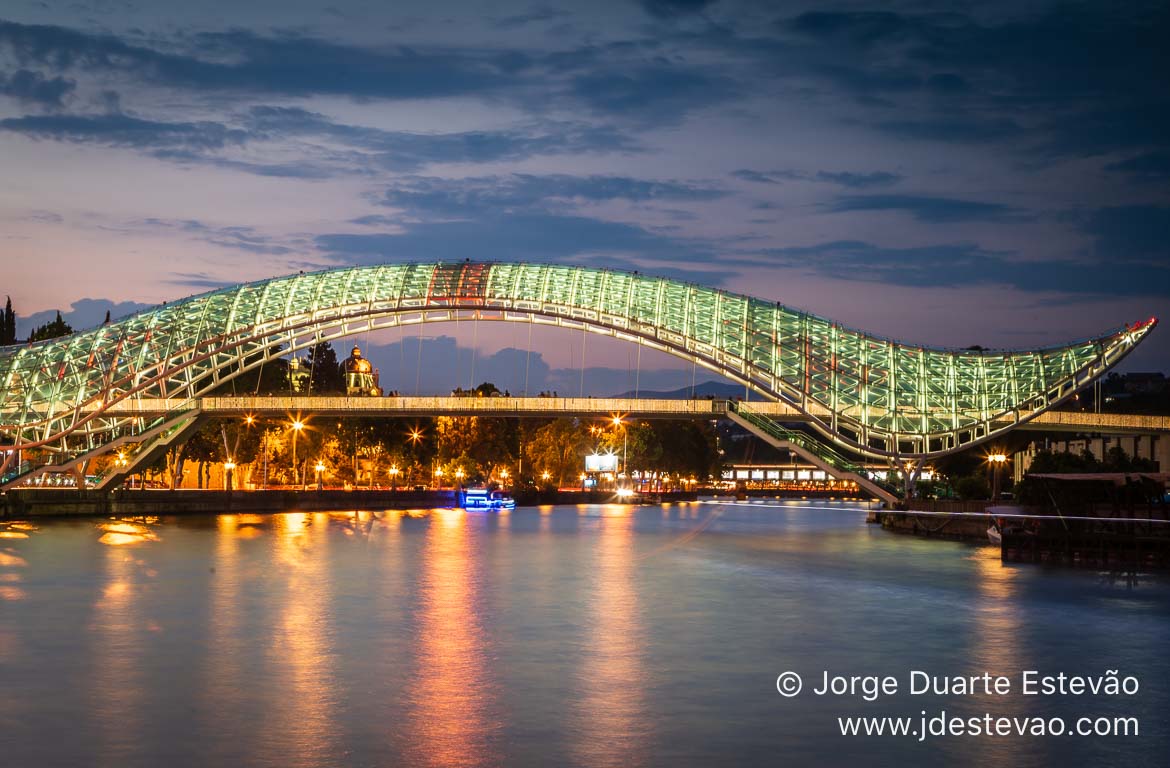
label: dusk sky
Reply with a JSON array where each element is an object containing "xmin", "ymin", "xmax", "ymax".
[{"xmin": 2, "ymin": 0, "xmax": 1168, "ymax": 393}]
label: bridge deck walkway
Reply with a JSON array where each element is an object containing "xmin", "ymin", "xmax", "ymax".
[{"xmin": 77, "ymin": 397, "xmax": 1170, "ymax": 434}]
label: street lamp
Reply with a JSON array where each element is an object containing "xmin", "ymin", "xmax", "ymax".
[
  {"xmin": 612, "ymin": 415, "xmax": 628, "ymax": 489},
  {"xmin": 315, "ymin": 460, "xmax": 326, "ymax": 491},
  {"xmin": 434, "ymin": 467, "xmax": 444, "ymax": 489},
  {"xmin": 988, "ymin": 452, "xmax": 1009, "ymax": 501},
  {"xmin": 224, "ymin": 459, "xmax": 236, "ymax": 492},
  {"xmin": 499, "ymin": 468, "xmax": 509, "ymax": 487},
  {"xmin": 455, "ymin": 468, "xmax": 465, "ymax": 487},
  {"xmin": 388, "ymin": 465, "xmax": 399, "ymax": 490},
  {"xmin": 541, "ymin": 470, "xmax": 551, "ymax": 483},
  {"xmin": 291, "ymin": 419, "xmax": 304, "ymax": 488}
]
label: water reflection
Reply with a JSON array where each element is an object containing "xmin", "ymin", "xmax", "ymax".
[
  {"xmin": 98, "ymin": 521, "xmax": 159, "ymax": 546},
  {"xmin": 261, "ymin": 512, "xmax": 340, "ymax": 768},
  {"xmin": 91, "ymin": 539, "xmax": 148, "ymax": 766},
  {"xmin": 201, "ymin": 515, "xmax": 250, "ymax": 764},
  {"xmin": 572, "ymin": 509, "xmax": 650, "ymax": 768},
  {"xmin": 956, "ymin": 546, "xmax": 1040, "ymax": 767},
  {"xmin": 405, "ymin": 509, "xmax": 501, "ymax": 767}
]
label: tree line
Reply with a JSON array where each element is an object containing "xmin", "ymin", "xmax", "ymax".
[
  {"xmin": 0, "ymin": 297, "xmax": 77, "ymax": 345},
  {"xmin": 99, "ymin": 340, "xmax": 721, "ymax": 489}
]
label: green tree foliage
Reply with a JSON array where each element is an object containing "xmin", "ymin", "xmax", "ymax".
[
  {"xmin": 211, "ymin": 348, "xmax": 291, "ymax": 395},
  {"xmin": 1014, "ymin": 447, "xmax": 1156, "ymax": 505},
  {"xmin": 1, "ymin": 297, "xmax": 15, "ymax": 345},
  {"xmin": 306, "ymin": 342, "xmax": 345, "ymax": 394},
  {"xmin": 434, "ymin": 413, "xmax": 517, "ymax": 481},
  {"xmin": 28, "ymin": 311, "xmax": 73, "ymax": 342},
  {"xmin": 954, "ymin": 473, "xmax": 991, "ymax": 500},
  {"xmin": 525, "ymin": 418, "xmax": 589, "ymax": 486}
]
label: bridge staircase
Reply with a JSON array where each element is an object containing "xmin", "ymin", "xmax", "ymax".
[
  {"xmin": 1, "ymin": 407, "xmax": 206, "ymax": 490},
  {"xmin": 727, "ymin": 401, "xmax": 898, "ymax": 507},
  {"xmin": 93, "ymin": 406, "xmax": 206, "ymax": 490}
]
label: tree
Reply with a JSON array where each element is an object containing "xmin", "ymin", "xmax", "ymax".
[
  {"xmin": 525, "ymin": 418, "xmax": 589, "ymax": 486},
  {"xmin": 1, "ymin": 297, "xmax": 15, "ymax": 345},
  {"xmin": 306, "ymin": 342, "xmax": 345, "ymax": 394},
  {"xmin": 28, "ymin": 311, "xmax": 72, "ymax": 342}
]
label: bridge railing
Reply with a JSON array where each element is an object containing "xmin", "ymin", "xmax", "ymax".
[
  {"xmin": 131, "ymin": 395, "xmax": 730, "ymax": 417},
  {"xmin": 730, "ymin": 401, "xmax": 868, "ymax": 476}
]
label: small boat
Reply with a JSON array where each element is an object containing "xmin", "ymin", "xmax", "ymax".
[{"xmin": 460, "ymin": 488, "xmax": 516, "ymax": 511}]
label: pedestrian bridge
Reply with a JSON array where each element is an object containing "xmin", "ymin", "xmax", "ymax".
[
  {"xmin": 0, "ymin": 261, "xmax": 1157, "ymax": 490},
  {"xmin": 20, "ymin": 395, "xmax": 1168, "ymax": 503},
  {"xmin": 76, "ymin": 395, "xmax": 1170, "ymax": 435}
]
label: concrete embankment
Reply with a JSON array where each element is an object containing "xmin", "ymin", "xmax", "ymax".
[
  {"xmin": 875, "ymin": 509, "xmax": 996, "ymax": 541},
  {"xmin": 1, "ymin": 488, "xmax": 701, "ymax": 519},
  {"xmin": 1, "ymin": 489, "xmax": 456, "ymax": 519}
]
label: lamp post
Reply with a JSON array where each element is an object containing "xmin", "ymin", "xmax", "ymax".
[
  {"xmin": 434, "ymin": 467, "xmax": 443, "ymax": 489},
  {"xmin": 499, "ymin": 468, "xmax": 509, "ymax": 489},
  {"xmin": 612, "ymin": 415, "xmax": 628, "ymax": 490},
  {"xmin": 315, "ymin": 461, "xmax": 325, "ymax": 491},
  {"xmin": 224, "ymin": 459, "xmax": 235, "ymax": 492},
  {"xmin": 389, "ymin": 465, "xmax": 399, "ymax": 490},
  {"xmin": 455, "ymin": 468, "xmax": 465, "ymax": 488},
  {"xmin": 988, "ymin": 452, "xmax": 1008, "ymax": 501},
  {"xmin": 291, "ymin": 420, "xmax": 304, "ymax": 488}
]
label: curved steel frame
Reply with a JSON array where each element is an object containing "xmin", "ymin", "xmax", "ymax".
[{"xmin": 0, "ymin": 261, "xmax": 1157, "ymax": 472}]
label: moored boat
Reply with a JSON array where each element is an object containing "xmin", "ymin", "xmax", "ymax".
[{"xmin": 460, "ymin": 487, "xmax": 516, "ymax": 511}]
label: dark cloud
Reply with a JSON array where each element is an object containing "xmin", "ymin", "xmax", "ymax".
[
  {"xmin": 164, "ymin": 272, "xmax": 241, "ymax": 290},
  {"xmin": 0, "ymin": 112, "xmax": 247, "ymax": 149},
  {"xmin": 1104, "ymin": 152, "xmax": 1170, "ymax": 182},
  {"xmin": 377, "ymin": 173, "xmax": 727, "ymax": 218},
  {"xmin": 569, "ymin": 66, "xmax": 736, "ymax": 122},
  {"xmin": 135, "ymin": 218, "xmax": 298, "ymax": 255},
  {"xmin": 492, "ymin": 6, "xmax": 571, "ymax": 29},
  {"xmin": 778, "ymin": 5, "xmax": 1170, "ymax": 160},
  {"xmin": 732, "ymin": 169, "xmax": 901, "ymax": 188},
  {"xmin": 1083, "ymin": 205, "xmax": 1170, "ymax": 263},
  {"xmin": 244, "ymin": 106, "xmax": 638, "ymax": 171},
  {"xmin": 640, "ymin": 0, "xmax": 717, "ymax": 19},
  {"xmin": 315, "ymin": 212, "xmax": 728, "ymax": 281},
  {"xmin": 826, "ymin": 194, "xmax": 1021, "ymax": 223},
  {"xmin": 874, "ymin": 117, "xmax": 1022, "ymax": 143},
  {"xmin": 815, "ymin": 171, "xmax": 900, "ymax": 188},
  {"xmin": 365, "ymin": 335, "xmax": 707, "ymax": 398},
  {"xmin": 17, "ymin": 297, "xmax": 152, "ymax": 336},
  {"xmin": 761, "ymin": 239, "xmax": 1170, "ymax": 298},
  {"xmin": 730, "ymin": 169, "xmax": 783, "ymax": 184},
  {"xmin": 0, "ymin": 20, "xmax": 510, "ymax": 100},
  {"xmin": 0, "ymin": 68, "xmax": 74, "ymax": 107},
  {"xmin": 0, "ymin": 103, "xmax": 638, "ymax": 176}
]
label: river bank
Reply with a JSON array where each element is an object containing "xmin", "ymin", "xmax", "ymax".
[{"xmin": 0, "ymin": 487, "xmax": 702, "ymax": 519}]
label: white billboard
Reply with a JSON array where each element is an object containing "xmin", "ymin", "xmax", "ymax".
[{"xmin": 585, "ymin": 453, "xmax": 620, "ymax": 472}]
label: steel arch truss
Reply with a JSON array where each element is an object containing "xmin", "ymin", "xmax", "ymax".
[{"xmin": 0, "ymin": 261, "xmax": 1157, "ymax": 471}]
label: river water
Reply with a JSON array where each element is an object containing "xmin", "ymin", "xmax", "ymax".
[{"xmin": 1, "ymin": 501, "xmax": 1167, "ymax": 767}]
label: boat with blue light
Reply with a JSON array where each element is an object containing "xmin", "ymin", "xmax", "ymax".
[{"xmin": 459, "ymin": 487, "xmax": 516, "ymax": 511}]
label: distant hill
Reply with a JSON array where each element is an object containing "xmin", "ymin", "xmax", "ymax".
[{"xmin": 608, "ymin": 380, "xmax": 744, "ymax": 399}]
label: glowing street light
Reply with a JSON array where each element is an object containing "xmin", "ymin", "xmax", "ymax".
[
  {"xmin": 315, "ymin": 460, "xmax": 326, "ymax": 491},
  {"xmin": 541, "ymin": 471, "xmax": 551, "ymax": 481},
  {"xmin": 224, "ymin": 459, "xmax": 236, "ymax": 492},
  {"xmin": 388, "ymin": 465, "xmax": 400, "ymax": 489},
  {"xmin": 290, "ymin": 419, "xmax": 305, "ymax": 488},
  {"xmin": 612, "ymin": 414, "xmax": 628, "ymax": 489},
  {"xmin": 987, "ymin": 452, "xmax": 1009, "ymax": 500}
]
